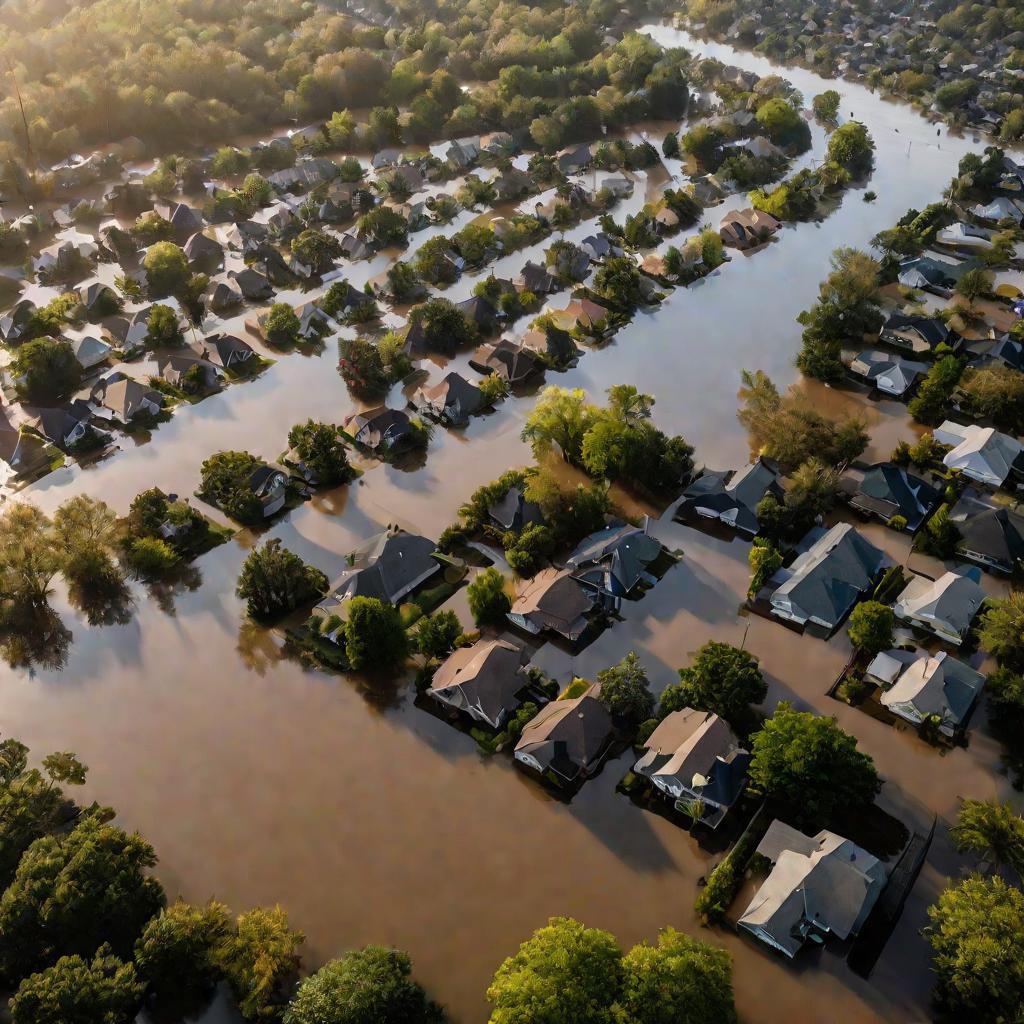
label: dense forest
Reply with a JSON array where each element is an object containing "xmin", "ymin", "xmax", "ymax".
[{"xmin": 0, "ymin": 0, "xmax": 679, "ymax": 171}]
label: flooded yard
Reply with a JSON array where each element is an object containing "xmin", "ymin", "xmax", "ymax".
[{"xmin": 2, "ymin": 23, "xmax": 1022, "ymax": 1024}]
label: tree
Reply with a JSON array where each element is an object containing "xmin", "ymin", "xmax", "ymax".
[
  {"xmin": 955, "ymin": 267, "xmax": 993, "ymax": 309},
  {"xmin": 825, "ymin": 121, "xmax": 874, "ymax": 177},
  {"xmin": 146, "ymin": 303, "xmax": 182, "ymax": 346},
  {"xmin": 339, "ymin": 337, "xmax": 389, "ymax": 397},
  {"xmin": 265, "ymin": 303, "xmax": 301, "ymax": 346},
  {"xmin": 236, "ymin": 540, "xmax": 327, "ymax": 620},
  {"xmin": 755, "ymin": 98, "xmax": 810, "ymax": 150},
  {"xmin": 925, "ymin": 875, "xmax": 1024, "ymax": 1023},
  {"xmin": 504, "ymin": 523, "xmax": 555, "ymax": 577},
  {"xmin": 125, "ymin": 537, "xmax": 180, "ymax": 579},
  {"xmin": 0, "ymin": 814, "xmax": 165, "ymax": 983},
  {"xmin": 958, "ymin": 365, "xmax": 1024, "ymax": 433},
  {"xmin": 287, "ymin": 421, "xmax": 350, "ymax": 486},
  {"xmin": 980, "ymin": 592, "xmax": 1024, "ymax": 670},
  {"xmin": 408, "ymin": 298, "xmax": 476, "ymax": 356},
  {"xmin": 748, "ymin": 702, "xmax": 880, "ymax": 828},
  {"xmin": 950, "ymin": 799, "xmax": 1024, "ymax": 880},
  {"xmin": 592, "ymin": 257, "xmax": 647, "ymax": 312},
  {"xmin": 595, "ymin": 652, "xmax": 654, "ymax": 727},
  {"xmin": 847, "ymin": 601, "xmax": 894, "ymax": 655},
  {"xmin": 134, "ymin": 900, "xmax": 232, "ymax": 1014},
  {"xmin": 0, "ymin": 503, "xmax": 63, "ymax": 607},
  {"xmin": 467, "ymin": 567, "xmax": 511, "ymax": 627},
  {"xmin": 616, "ymin": 927, "xmax": 737, "ymax": 1024},
  {"xmin": 662, "ymin": 642, "xmax": 766, "ymax": 726},
  {"xmin": 242, "ymin": 173, "xmax": 273, "ymax": 208},
  {"xmin": 143, "ymin": 241, "xmax": 190, "ymax": 295},
  {"xmin": 283, "ymin": 947, "xmax": 444, "ymax": 1024},
  {"xmin": 291, "ymin": 229, "xmax": 342, "ymax": 274},
  {"xmin": 386, "ymin": 261, "xmax": 423, "ymax": 302},
  {"xmin": 486, "ymin": 917, "xmax": 622, "ymax": 1024},
  {"xmin": 53, "ymin": 495, "xmax": 125, "ymax": 607},
  {"xmin": 414, "ymin": 610, "xmax": 462, "ymax": 661},
  {"xmin": 747, "ymin": 538, "xmax": 782, "ymax": 597},
  {"xmin": 10, "ymin": 947, "xmax": 144, "ymax": 1024},
  {"xmin": 680, "ymin": 124, "xmax": 724, "ymax": 169},
  {"xmin": 199, "ymin": 451, "xmax": 263, "ymax": 523},
  {"xmin": 812, "ymin": 89, "xmax": 841, "ymax": 123},
  {"xmin": 343, "ymin": 597, "xmax": 408, "ymax": 672},
  {"xmin": 216, "ymin": 907, "xmax": 303, "ymax": 1023},
  {"xmin": 11, "ymin": 338, "xmax": 81, "ymax": 402},
  {"xmin": 521, "ymin": 387, "xmax": 598, "ymax": 463},
  {"xmin": 358, "ymin": 207, "xmax": 408, "ymax": 247},
  {"xmin": 909, "ymin": 355, "xmax": 967, "ymax": 425},
  {"xmin": 661, "ymin": 132, "xmax": 679, "ymax": 159}
]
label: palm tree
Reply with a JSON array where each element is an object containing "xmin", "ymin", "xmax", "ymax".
[{"xmin": 950, "ymin": 799, "xmax": 1024, "ymax": 880}]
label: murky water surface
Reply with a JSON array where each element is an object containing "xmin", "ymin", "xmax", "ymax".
[{"xmin": 3, "ymin": 24, "xmax": 1022, "ymax": 1024}]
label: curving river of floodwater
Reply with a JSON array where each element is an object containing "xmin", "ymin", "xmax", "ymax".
[{"xmin": 3, "ymin": 22, "xmax": 1021, "ymax": 1024}]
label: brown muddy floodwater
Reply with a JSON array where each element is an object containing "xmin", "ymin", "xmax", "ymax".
[{"xmin": 3, "ymin": 24, "xmax": 1023, "ymax": 1024}]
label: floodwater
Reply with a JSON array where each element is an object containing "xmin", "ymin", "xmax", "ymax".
[{"xmin": 3, "ymin": 23, "xmax": 1023, "ymax": 1024}]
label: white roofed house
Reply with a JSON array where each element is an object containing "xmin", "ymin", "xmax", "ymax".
[
  {"xmin": 892, "ymin": 568, "xmax": 986, "ymax": 646},
  {"xmin": 933, "ymin": 421, "xmax": 1024, "ymax": 489},
  {"xmin": 633, "ymin": 709, "xmax": 751, "ymax": 827},
  {"xmin": 738, "ymin": 821, "xmax": 886, "ymax": 958}
]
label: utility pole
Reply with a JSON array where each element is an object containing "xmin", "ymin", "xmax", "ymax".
[{"xmin": 4, "ymin": 56, "xmax": 34, "ymax": 172}]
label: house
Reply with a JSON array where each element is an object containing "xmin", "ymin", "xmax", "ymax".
[
  {"xmin": 343, "ymin": 407, "xmax": 415, "ymax": 451},
  {"xmin": 428, "ymin": 639, "xmax": 529, "ymax": 729},
  {"xmin": 0, "ymin": 299, "xmax": 36, "ymax": 344},
  {"xmin": 153, "ymin": 202, "xmax": 204, "ymax": 241},
  {"xmin": 518, "ymin": 261, "xmax": 559, "ymax": 295},
  {"xmin": 339, "ymin": 233, "xmax": 372, "ymax": 260},
  {"xmin": 21, "ymin": 403, "xmax": 94, "ymax": 451},
  {"xmin": 457, "ymin": 295, "xmax": 497, "ymax": 332},
  {"xmin": 158, "ymin": 353, "xmax": 223, "ymax": 391},
  {"xmin": 481, "ymin": 131, "xmax": 516, "ymax": 155},
  {"xmin": 514, "ymin": 688, "xmax": 613, "ymax": 784},
  {"xmin": 866, "ymin": 648, "xmax": 985, "ymax": 737},
  {"xmin": 967, "ymin": 333, "xmax": 1024, "ymax": 373},
  {"xmin": 719, "ymin": 208, "xmax": 781, "ymax": 249},
  {"xmin": 493, "ymin": 168, "xmax": 534, "ymax": 201},
  {"xmin": 78, "ymin": 282, "xmax": 119, "ymax": 317},
  {"xmin": 565, "ymin": 522, "xmax": 662, "ymax": 606},
  {"xmin": 317, "ymin": 528, "xmax": 440, "ymax": 607},
  {"xmin": 897, "ymin": 255, "xmax": 969, "ymax": 296},
  {"xmin": 549, "ymin": 298, "xmax": 610, "ymax": 334},
  {"xmin": 738, "ymin": 820, "xmax": 886, "ymax": 958},
  {"xmin": 848, "ymin": 350, "xmax": 928, "ymax": 396},
  {"xmin": 90, "ymin": 374, "xmax": 163, "ymax": 424},
  {"xmin": 410, "ymin": 372, "xmax": 484, "ymax": 425},
  {"xmin": 488, "ymin": 486, "xmax": 543, "ymax": 532},
  {"xmin": 880, "ymin": 312, "xmax": 960, "ymax": 355},
  {"xmin": 0, "ymin": 427, "xmax": 59, "ymax": 486},
  {"xmin": 68, "ymin": 334, "xmax": 113, "ymax": 371},
  {"xmin": 676, "ymin": 458, "xmax": 784, "ymax": 537},
  {"xmin": 183, "ymin": 231, "xmax": 224, "ymax": 270},
  {"xmin": 193, "ymin": 333, "xmax": 255, "ymax": 371},
  {"xmin": 247, "ymin": 464, "xmax": 288, "ymax": 518},
  {"xmin": 229, "ymin": 267, "xmax": 274, "ymax": 301},
  {"xmin": 521, "ymin": 324, "xmax": 579, "ymax": 367},
  {"xmin": 209, "ymin": 279, "xmax": 244, "ymax": 313},
  {"xmin": 222, "ymin": 221, "xmax": 268, "ymax": 254},
  {"xmin": 949, "ymin": 490, "xmax": 1024, "ymax": 573},
  {"xmin": 556, "ymin": 144, "xmax": 592, "ymax": 175},
  {"xmin": 971, "ymin": 197, "xmax": 1024, "ymax": 225},
  {"xmin": 469, "ymin": 340, "xmax": 542, "ymax": 386},
  {"xmin": 725, "ymin": 135, "xmax": 785, "ymax": 160},
  {"xmin": 633, "ymin": 709, "xmax": 751, "ymax": 827},
  {"xmin": 934, "ymin": 421, "xmax": 1024, "ymax": 488},
  {"xmin": 446, "ymin": 137, "xmax": 481, "ymax": 170},
  {"xmin": 936, "ymin": 221, "xmax": 995, "ymax": 252},
  {"xmin": 769, "ymin": 523, "xmax": 890, "ymax": 632},
  {"xmin": 580, "ymin": 234, "xmax": 623, "ymax": 262},
  {"xmin": 846, "ymin": 463, "xmax": 941, "ymax": 532},
  {"xmin": 893, "ymin": 568, "xmax": 985, "ymax": 645},
  {"xmin": 371, "ymin": 148, "xmax": 403, "ymax": 170},
  {"xmin": 508, "ymin": 568, "xmax": 594, "ymax": 642}
]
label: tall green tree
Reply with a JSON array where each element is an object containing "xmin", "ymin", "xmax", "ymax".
[
  {"xmin": 343, "ymin": 597, "xmax": 408, "ymax": 672},
  {"xmin": 595, "ymin": 652, "xmax": 655, "ymax": 727},
  {"xmin": 236, "ymin": 540, "xmax": 327, "ymax": 620},
  {"xmin": 950, "ymin": 799, "xmax": 1024, "ymax": 880},
  {"xmin": 661, "ymin": 642, "xmax": 766, "ymax": 726}
]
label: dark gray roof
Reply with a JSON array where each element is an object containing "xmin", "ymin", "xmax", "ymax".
[
  {"xmin": 329, "ymin": 530, "xmax": 439, "ymax": 604},
  {"xmin": 852, "ymin": 463, "xmax": 941, "ymax": 531},
  {"xmin": 565, "ymin": 523, "xmax": 662, "ymax": 595},
  {"xmin": 488, "ymin": 485, "xmax": 543, "ymax": 532}
]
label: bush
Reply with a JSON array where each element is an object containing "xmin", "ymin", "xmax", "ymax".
[{"xmin": 467, "ymin": 567, "xmax": 511, "ymax": 626}]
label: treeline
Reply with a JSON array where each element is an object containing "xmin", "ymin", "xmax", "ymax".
[{"xmin": 0, "ymin": 0, "xmax": 682, "ymax": 169}]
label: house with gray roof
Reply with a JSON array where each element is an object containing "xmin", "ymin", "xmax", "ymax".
[
  {"xmin": 866, "ymin": 648, "xmax": 985, "ymax": 737},
  {"xmin": 846, "ymin": 463, "xmax": 941, "ymax": 532},
  {"xmin": 428, "ymin": 638, "xmax": 529, "ymax": 729},
  {"xmin": 738, "ymin": 821, "xmax": 886, "ymax": 959},
  {"xmin": 488, "ymin": 485, "xmax": 543, "ymax": 533},
  {"xmin": 897, "ymin": 255, "xmax": 970, "ymax": 297},
  {"xmin": 880, "ymin": 312, "xmax": 960, "ymax": 355},
  {"xmin": 847, "ymin": 350, "xmax": 928, "ymax": 397},
  {"xmin": 934, "ymin": 421, "xmax": 1024, "ymax": 489},
  {"xmin": 676, "ymin": 458, "xmax": 783, "ymax": 537},
  {"xmin": 564, "ymin": 522, "xmax": 662, "ymax": 606},
  {"xmin": 893, "ymin": 568, "xmax": 985, "ymax": 645},
  {"xmin": 90, "ymin": 373, "xmax": 163, "ymax": 424},
  {"xmin": 949, "ymin": 490, "xmax": 1024, "ymax": 574},
  {"xmin": 508, "ymin": 568, "xmax": 594, "ymax": 642},
  {"xmin": 514, "ymin": 686, "xmax": 613, "ymax": 784},
  {"xmin": 633, "ymin": 709, "xmax": 750, "ymax": 828},
  {"xmin": 410, "ymin": 372, "xmax": 484, "ymax": 426},
  {"xmin": 769, "ymin": 523, "xmax": 890, "ymax": 633}
]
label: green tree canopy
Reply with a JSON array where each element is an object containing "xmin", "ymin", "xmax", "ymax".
[
  {"xmin": 595, "ymin": 652, "xmax": 655, "ymax": 727},
  {"xmin": 287, "ymin": 420, "xmax": 350, "ymax": 486},
  {"xmin": 950, "ymin": 799, "xmax": 1024, "ymax": 880},
  {"xmin": 236, "ymin": 540, "xmax": 328, "ymax": 620},
  {"xmin": 343, "ymin": 597, "xmax": 409, "ymax": 672},
  {"xmin": 847, "ymin": 601, "xmax": 894, "ymax": 655},
  {"xmin": 143, "ymin": 241, "xmax": 190, "ymax": 295},
  {"xmin": 467, "ymin": 567, "xmax": 512, "ymax": 627},
  {"xmin": 661, "ymin": 641, "xmax": 766, "ymax": 726},
  {"xmin": 11, "ymin": 338, "xmax": 81, "ymax": 402}
]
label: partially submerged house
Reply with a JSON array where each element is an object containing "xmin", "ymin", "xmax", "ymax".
[
  {"xmin": 410, "ymin": 372, "xmax": 484, "ymax": 426},
  {"xmin": 848, "ymin": 350, "xmax": 928, "ymax": 397},
  {"xmin": 719, "ymin": 208, "xmax": 780, "ymax": 250},
  {"xmin": 564, "ymin": 522, "xmax": 662, "ymax": 607},
  {"xmin": 846, "ymin": 463, "xmax": 941, "ymax": 532},
  {"xmin": 0, "ymin": 427, "xmax": 59, "ymax": 487},
  {"xmin": 738, "ymin": 821, "xmax": 886, "ymax": 959},
  {"xmin": 880, "ymin": 312, "xmax": 960, "ymax": 356},
  {"xmin": 514, "ymin": 688, "xmax": 613, "ymax": 784},
  {"xmin": 342, "ymin": 407, "xmax": 415, "ymax": 452},
  {"xmin": 488, "ymin": 485, "xmax": 543, "ymax": 533},
  {"xmin": 247, "ymin": 464, "xmax": 288, "ymax": 518},
  {"xmin": 508, "ymin": 568, "xmax": 594, "ymax": 642},
  {"xmin": 949, "ymin": 490, "xmax": 1024, "ymax": 573},
  {"xmin": 193, "ymin": 333, "xmax": 255, "ymax": 371},
  {"xmin": 897, "ymin": 254, "xmax": 970, "ymax": 297},
  {"xmin": 90, "ymin": 374, "xmax": 163, "ymax": 424},
  {"xmin": 469, "ymin": 340, "xmax": 542, "ymax": 386},
  {"xmin": 428, "ymin": 639, "xmax": 529, "ymax": 729},
  {"xmin": 934, "ymin": 421, "xmax": 1024, "ymax": 489},
  {"xmin": 676, "ymin": 458, "xmax": 783, "ymax": 537},
  {"xmin": 866, "ymin": 648, "xmax": 985, "ymax": 737},
  {"xmin": 769, "ymin": 523, "xmax": 890, "ymax": 632},
  {"xmin": 633, "ymin": 709, "xmax": 751, "ymax": 827},
  {"xmin": 893, "ymin": 568, "xmax": 985, "ymax": 645}
]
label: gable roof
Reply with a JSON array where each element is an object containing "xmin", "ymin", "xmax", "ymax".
[
  {"xmin": 324, "ymin": 529, "xmax": 439, "ymax": 605},
  {"xmin": 949, "ymin": 492, "xmax": 1024, "ymax": 570},
  {"xmin": 511, "ymin": 568, "xmax": 593, "ymax": 635},
  {"xmin": 893, "ymin": 569, "xmax": 985, "ymax": 642},
  {"xmin": 515, "ymin": 690, "xmax": 613, "ymax": 780},
  {"xmin": 851, "ymin": 463, "xmax": 941, "ymax": 531},
  {"xmin": 872, "ymin": 649, "xmax": 985, "ymax": 729},
  {"xmin": 935, "ymin": 421, "xmax": 1024, "ymax": 487},
  {"xmin": 565, "ymin": 523, "xmax": 662, "ymax": 595},
  {"xmin": 679, "ymin": 458, "xmax": 782, "ymax": 536},
  {"xmin": 429, "ymin": 639, "xmax": 526, "ymax": 726}
]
